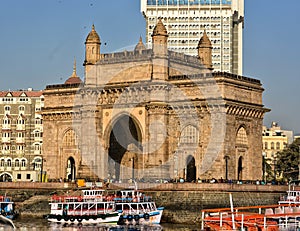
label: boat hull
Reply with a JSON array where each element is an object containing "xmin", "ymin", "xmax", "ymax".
[
  {"xmin": 118, "ymin": 207, "xmax": 164, "ymax": 225},
  {"xmin": 47, "ymin": 212, "xmax": 120, "ymax": 225}
]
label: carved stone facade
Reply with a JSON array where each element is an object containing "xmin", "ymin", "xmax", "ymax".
[{"xmin": 42, "ymin": 21, "xmax": 269, "ymax": 182}]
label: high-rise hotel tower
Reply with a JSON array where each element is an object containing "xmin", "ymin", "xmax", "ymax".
[{"xmin": 141, "ymin": 0, "xmax": 244, "ymax": 75}]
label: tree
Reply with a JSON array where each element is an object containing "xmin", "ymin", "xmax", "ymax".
[{"xmin": 276, "ymin": 138, "xmax": 300, "ymax": 182}]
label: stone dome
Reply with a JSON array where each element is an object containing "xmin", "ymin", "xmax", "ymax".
[
  {"xmin": 85, "ymin": 24, "xmax": 100, "ymax": 44},
  {"xmin": 198, "ymin": 30, "xmax": 212, "ymax": 48},
  {"xmin": 152, "ymin": 19, "xmax": 168, "ymax": 37},
  {"xmin": 134, "ymin": 36, "xmax": 146, "ymax": 51}
]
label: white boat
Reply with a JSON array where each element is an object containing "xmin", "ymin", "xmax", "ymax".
[
  {"xmin": 0, "ymin": 215, "xmax": 15, "ymax": 229},
  {"xmin": 46, "ymin": 189, "xmax": 121, "ymax": 225},
  {"xmin": 113, "ymin": 189, "xmax": 164, "ymax": 225},
  {"xmin": 278, "ymin": 184, "xmax": 300, "ymax": 205}
]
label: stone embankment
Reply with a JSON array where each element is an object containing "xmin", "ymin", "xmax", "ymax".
[{"xmin": 0, "ymin": 182, "xmax": 293, "ymax": 225}]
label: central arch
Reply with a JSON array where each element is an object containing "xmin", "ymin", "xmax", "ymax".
[{"xmin": 108, "ymin": 114, "xmax": 142, "ymax": 181}]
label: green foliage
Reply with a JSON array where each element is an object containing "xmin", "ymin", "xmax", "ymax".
[{"xmin": 276, "ymin": 138, "xmax": 300, "ymax": 182}]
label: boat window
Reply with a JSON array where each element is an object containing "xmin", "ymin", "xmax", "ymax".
[
  {"xmin": 124, "ymin": 204, "xmax": 130, "ymax": 211},
  {"xmin": 131, "ymin": 204, "xmax": 138, "ymax": 210},
  {"xmin": 116, "ymin": 204, "xmax": 122, "ymax": 211},
  {"xmin": 75, "ymin": 204, "xmax": 81, "ymax": 210},
  {"xmin": 139, "ymin": 204, "xmax": 145, "ymax": 211},
  {"xmin": 57, "ymin": 204, "xmax": 62, "ymax": 210},
  {"xmin": 97, "ymin": 203, "xmax": 104, "ymax": 210},
  {"xmin": 68, "ymin": 204, "xmax": 74, "ymax": 210}
]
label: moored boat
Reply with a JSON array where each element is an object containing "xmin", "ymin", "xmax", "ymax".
[
  {"xmin": 46, "ymin": 189, "xmax": 121, "ymax": 225},
  {"xmin": 112, "ymin": 189, "xmax": 164, "ymax": 225},
  {"xmin": 0, "ymin": 195, "xmax": 18, "ymax": 220},
  {"xmin": 201, "ymin": 192, "xmax": 300, "ymax": 231}
]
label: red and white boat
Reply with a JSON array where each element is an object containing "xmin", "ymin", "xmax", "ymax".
[
  {"xmin": 201, "ymin": 192, "xmax": 300, "ymax": 231},
  {"xmin": 46, "ymin": 189, "xmax": 121, "ymax": 225}
]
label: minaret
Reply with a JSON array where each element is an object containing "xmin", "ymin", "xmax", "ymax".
[
  {"xmin": 197, "ymin": 30, "xmax": 213, "ymax": 70},
  {"xmin": 151, "ymin": 19, "xmax": 169, "ymax": 80},
  {"xmin": 83, "ymin": 25, "xmax": 101, "ymax": 75}
]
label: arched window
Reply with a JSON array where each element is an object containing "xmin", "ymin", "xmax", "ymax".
[
  {"xmin": 15, "ymin": 159, "xmax": 20, "ymax": 167},
  {"xmin": 180, "ymin": 125, "xmax": 199, "ymax": 144},
  {"xmin": 17, "ymin": 116, "xmax": 25, "ymax": 125},
  {"xmin": 21, "ymin": 159, "xmax": 26, "ymax": 167},
  {"xmin": 236, "ymin": 127, "xmax": 248, "ymax": 146},
  {"xmin": 0, "ymin": 159, "xmax": 4, "ymax": 167},
  {"xmin": 264, "ymin": 142, "xmax": 268, "ymax": 149},
  {"xmin": 276, "ymin": 142, "xmax": 280, "ymax": 150},
  {"xmin": 271, "ymin": 142, "xmax": 274, "ymax": 150},
  {"xmin": 4, "ymin": 106, "xmax": 10, "ymax": 112},
  {"xmin": 19, "ymin": 106, "xmax": 25, "ymax": 112},
  {"xmin": 7, "ymin": 159, "xmax": 12, "ymax": 167},
  {"xmin": 63, "ymin": 130, "xmax": 78, "ymax": 147}
]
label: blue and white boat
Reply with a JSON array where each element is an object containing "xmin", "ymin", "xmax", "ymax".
[
  {"xmin": 114, "ymin": 189, "xmax": 164, "ymax": 225},
  {"xmin": 0, "ymin": 195, "xmax": 17, "ymax": 220}
]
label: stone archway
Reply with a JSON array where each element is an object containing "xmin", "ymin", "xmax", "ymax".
[
  {"xmin": 186, "ymin": 155, "xmax": 196, "ymax": 182},
  {"xmin": 108, "ymin": 115, "xmax": 142, "ymax": 181},
  {"xmin": 0, "ymin": 173, "xmax": 12, "ymax": 182},
  {"xmin": 238, "ymin": 156, "xmax": 243, "ymax": 181},
  {"xmin": 66, "ymin": 157, "xmax": 76, "ymax": 181}
]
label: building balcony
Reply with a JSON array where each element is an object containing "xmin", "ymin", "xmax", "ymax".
[
  {"xmin": 16, "ymin": 125, "xmax": 26, "ymax": 131},
  {"xmin": 16, "ymin": 137, "xmax": 25, "ymax": 143}
]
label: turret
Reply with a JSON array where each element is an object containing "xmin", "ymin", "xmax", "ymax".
[
  {"xmin": 151, "ymin": 19, "xmax": 169, "ymax": 81},
  {"xmin": 151, "ymin": 18, "xmax": 168, "ymax": 57},
  {"xmin": 84, "ymin": 25, "xmax": 101, "ymax": 74},
  {"xmin": 197, "ymin": 30, "xmax": 213, "ymax": 70}
]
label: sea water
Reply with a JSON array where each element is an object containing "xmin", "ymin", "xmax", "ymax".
[{"xmin": 0, "ymin": 218, "xmax": 201, "ymax": 231}]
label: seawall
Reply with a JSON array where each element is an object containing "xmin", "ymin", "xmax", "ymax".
[{"xmin": 0, "ymin": 182, "xmax": 292, "ymax": 224}]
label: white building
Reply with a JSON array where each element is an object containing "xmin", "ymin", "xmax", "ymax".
[
  {"xmin": 141, "ymin": 0, "xmax": 244, "ymax": 75},
  {"xmin": 0, "ymin": 89, "xmax": 44, "ymax": 182}
]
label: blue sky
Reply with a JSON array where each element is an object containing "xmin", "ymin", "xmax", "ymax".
[{"xmin": 0, "ymin": 0, "xmax": 299, "ymax": 133}]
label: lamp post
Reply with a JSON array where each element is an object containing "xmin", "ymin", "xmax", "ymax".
[
  {"xmin": 130, "ymin": 157, "xmax": 134, "ymax": 180},
  {"xmin": 273, "ymin": 156, "xmax": 277, "ymax": 184},
  {"xmin": 298, "ymin": 145, "xmax": 300, "ymax": 181},
  {"xmin": 40, "ymin": 157, "xmax": 44, "ymax": 182},
  {"xmin": 262, "ymin": 152, "xmax": 266, "ymax": 183}
]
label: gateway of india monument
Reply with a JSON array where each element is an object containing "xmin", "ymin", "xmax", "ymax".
[{"xmin": 42, "ymin": 20, "xmax": 269, "ymax": 183}]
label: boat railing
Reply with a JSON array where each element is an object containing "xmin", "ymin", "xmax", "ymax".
[
  {"xmin": 0, "ymin": 196, "xmax": 12, "ymax": 203},
  {"xmin": 201, "ymin": 204, "xmax": 300, "ymax": 230},
  {"xmin": 113, "ymin": 195, "xmax": 152, "ymax": 203}
]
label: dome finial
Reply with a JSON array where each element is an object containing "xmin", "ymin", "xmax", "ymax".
[
  {"xmin": 65, "ymin": 57, "xmax": 82, "ymax": 84},
  {"xmin": 71, "ymin": 57, "xmax": 77, "ymax": 78}
]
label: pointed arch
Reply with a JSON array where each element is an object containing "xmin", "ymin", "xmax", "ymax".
[
  {"xmin": 0, "ymin": 172, "xmax": 12, "ymax": 182},
  {"xmin": 180, "ymin": 124, "xmax": 199, "ymax": 144},
  {"xmin": 106, "ymin": 113, "xmax": 143, "ymax": 181},
  {"xmin": 238, "ymin": 156, "xmax": 243, "ymax": 181},
  {"xmin": 236, "ymin": 126, "xmax": 248, "ymax": 146},
  {"xmin": 66, "ymin": 156, "xmax": 76, "ymax": 181},
  {"xmin": 62, "ymin": 129, "xmax": 78, "ymax": 148},
  {"xmin": 186, "ymin": 155, "xmax": 196, "ymax": 182}
]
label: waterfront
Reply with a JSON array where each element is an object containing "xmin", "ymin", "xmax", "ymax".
[{"xmin": 1, "ymin": 218, "xmax": 200, "ymax": 231}]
